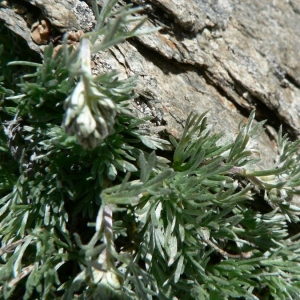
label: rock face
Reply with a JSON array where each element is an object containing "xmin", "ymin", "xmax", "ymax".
[{"xmin": 1, "ymin": 0, "xmax": 300, "ymax": 169}]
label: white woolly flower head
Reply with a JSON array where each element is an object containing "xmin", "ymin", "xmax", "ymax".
[{"xmin": 63, "ymin": 38, "xmax": 116, "ymax": 149}]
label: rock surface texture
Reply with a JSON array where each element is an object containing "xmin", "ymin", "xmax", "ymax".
[{"xmin": 1, "ymin": 0, "xmax": 300, "ymax": 169}]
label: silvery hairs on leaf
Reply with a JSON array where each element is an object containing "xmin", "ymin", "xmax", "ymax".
[{"xmin": 63, "ymin": 38, "xmax": 116, "ymax": 150}]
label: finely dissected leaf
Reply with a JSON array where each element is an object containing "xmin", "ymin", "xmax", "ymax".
[
  {"xmin": 138, "ymin": 134, "xmax": 171, "ymax": 150},
  {"xmin": 1, "ymin": 0, "xmax": 300, "ymax": 298},
  {"xmin": 139, "ymin": 151, "xmax": 157, "ymax": 182}
]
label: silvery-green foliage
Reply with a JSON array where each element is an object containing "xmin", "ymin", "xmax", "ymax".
[
  {"xmin": 95, "ymin": 111, "xmax": 300, "ymax": 299},
  {"xmin": 1, "ymin": 1, "xmax": 300, "ymax": 300}
]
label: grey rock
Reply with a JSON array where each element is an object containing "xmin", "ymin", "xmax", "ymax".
[{"xmin": 23, "ymin": 0, "xmax": 95, "ymax": 32}]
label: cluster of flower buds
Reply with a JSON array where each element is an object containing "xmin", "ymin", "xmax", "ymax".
[{"xmin": 63, "ymin": 38, "xmax": 116, "ymax": 149}]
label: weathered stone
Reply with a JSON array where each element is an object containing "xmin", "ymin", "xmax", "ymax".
[
  {"xmin": 23, "ymin": 0, "xmax": 94, "ymax": 32},
  {"xmin": 0, "ymin": 6, "xmax": 41, "ymax": 53}
]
